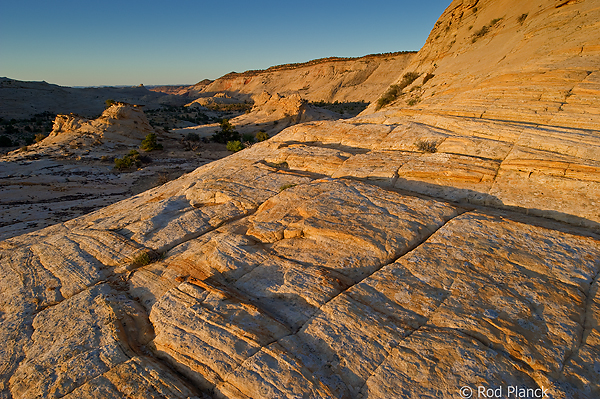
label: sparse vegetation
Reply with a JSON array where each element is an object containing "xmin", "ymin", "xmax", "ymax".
[
  {"xmin": 114, "ymin": 149, "xmax": 151, "ymax": 170},
  {"xmin": 279, "ymin": 183, "xmax": 297, "ymax": 191},
  {"xmin": 226, "ymin": 140, "xmax": 244, "ymax": 152},
  {"xmin": 376, "ymin": 72, "xmax": 420, "ymax": 110},
  {"xmin": 34, "ymin": 133, "xmax": 47, "ymax": 143},
  {"xmin": 140, "ymin": 132, "xmax": 163, "ymax": 151},
  {"xmin": 472, "ymin": 18, "xmax": 503, "ymax": 43},
  {"xmin": 131, "ymin": 250, "xmax": 160, "ymax": 267},
  {"xmin": 256, "ymin": 130, "xmax": 269, "ymax": 142},
  {"xmin": 241, "ymin": 133, "xmax": 255, "ymax": 143},
  {"xmin": 266, "ymin": 161, "xmax": 289, "ymax": 169},
  {"xmin": 415, "ymin": 139, "xmax": 438, "ymax": 153},
  {"xmin": 105, "ymin": 99, "xmax": 116, "ymax": 108},
  {"xmin": 407, "ymin": 98, "xmax": 420, "ymax": 106},
  {"xmin": 186, "ymin": 132, "xmax": 200, "ymax": 141},
  {"xmin": 517, "ymin": 13, "xmax": 528, "ymax": 24},
  {"xmin": 212, "ymin": 118, "xmax": 241, "ymax": 144},
  {"xmin": 310, "ymin": 101, "xmax": 369, "ymax": 117}
]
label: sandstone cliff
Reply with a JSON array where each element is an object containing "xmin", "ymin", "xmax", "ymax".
[
  {"xmin": 183, "ymin": 52, "xmax": 416, "ymax": 103},
  {"xmin": 1, "ymin": 0, "xmax": 600, "ymax": 398}
]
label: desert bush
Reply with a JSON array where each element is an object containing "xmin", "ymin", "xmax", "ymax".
[
  {"xmin": 376, "ymin": 85, "xmax": 402, "ymax": 110},
  {"xmin": 407, "ymin": 98, "xmax": 420, "ymax": 106},
  {"xmin": 415, "ymin": 139, "xmax": 438, "ymax": 153},
  {"xmin": 376, "ymin": 72, "xmax": 420, "ymax": 110},
  {"xmin": 472, "ymin": 18, "xmax": 503, "ymax": 43},
  {"xmin": 517, "ymin": 13, "xmax": 528, "ymax": 24},
  {"xmin": 0, "ymin": 135, "xmax": 12, "ymax": 147},
  {"xmin": 114, "ymin": 149, "xmax": 150, "ymax": 170},
  {"xmin": 212, "ymin": 118, "xmax": 240, "ymax": 143},
  {"xmin": 34, "ymin": 133, "xmax": 47, "ymax": 143},
  {"xmin": 241, "ymin": 133, "xmax": 255, "ymax": 143},
  {"xmin": 226, "ymin": 140, "xmax": 244, "ymax": 152},
  {"xmin": 140, "ymin": 132, "xmax": 163, "ymax": 151},
  {"xmin": 114, "ymin": 156, "xmax": 133, "ymax": 170},
  {"xmin": 105, "ymin": 99, "xmax": 116, "ymax": 108},
  {"xmin": 279, "ymin": 183, "xmax": 297, "ymax": 191},
  {"xmin": 256, "ymin": 130, "xmax": 269, "ymax": 142},
  {"xmin": 131, "ymin": 250, "xmax": 161, "ymax": 267},
  {"xmin": 186, "ymin": 132, "xmax": 200, "ymax": 141}
]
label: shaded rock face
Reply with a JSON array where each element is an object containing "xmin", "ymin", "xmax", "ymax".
[{"xmin": 2, "ymin": 0, "xmax": 600, "ymax": 398}]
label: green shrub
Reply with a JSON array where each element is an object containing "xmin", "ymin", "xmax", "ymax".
[
  {"xmin": 472, "ymin": 18, "xmax": 503, "ymax": 43},
  {"xmin": 114, "ymin": 149, "xmax": 151, "ymax": 170},
  {"xmin": 415, "ymin": 139, "xmax": 438, "ymax": 153},
  {"xmin": 407, "ymin": 98, "xmax": 420, "ymax": 106},
  {"xmin": 34, "ymin": 133, "xmax": 47, "ymax": 143},
  {"xmin": 114, "ymin": 156, "xmax": 133, "ymax": 170},
  {"xmin": 0, "ymin": 135, "xmax": 12, "ymax": 147},
  {"xmin": 140, "ymin": 132, "xmax": 163, "ymax": 151},
  {"xmin": 186, "ymin": 132, "xmax": 200, "ymax": 141},
  {"xmin": 279, "ymin": 183, "xmax": 297, "ymax": 191},
  {"xmin": 131, "ymin": 250, "xmax": 160, "ymax": 267},
  {"xmin": 226, "ymin": 140, "xmax": 244, "ymax": 152},
  {"xmin": 256, "ymin": 130, "xmax": 270, "ymax": 142},
  {"xmin": 376, "ymin": 72, "xmax": 420, "ymax": 110},
  {"xmin": 212, "ymin": 118, "xmax": 240, "ymax": 143},
  {"xmin": 241, "ymin": 133, "xmax": 255, "ymax": 143},
  {"xmin": 105, "ymin": 99, "xmax": 116, "ymax": 108}
]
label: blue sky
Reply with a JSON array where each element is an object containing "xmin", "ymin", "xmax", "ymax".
[{"xmin": 0, "ymin": 0, "xmax": 451, "ymax": 87}]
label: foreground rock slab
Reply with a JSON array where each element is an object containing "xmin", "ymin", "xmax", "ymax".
[{"xmin": 1, "ymin": 142, "xmax": 599, "ymax": 398}]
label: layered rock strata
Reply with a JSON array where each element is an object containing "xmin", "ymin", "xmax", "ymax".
[{"xmin": 2, "ymin": 0, "xmax": 600, "ymax": 397}]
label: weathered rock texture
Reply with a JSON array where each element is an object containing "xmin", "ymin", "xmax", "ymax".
[
  {"xmin": 0, "ymin": 104, "xmax": 221, "ymax": 240},
  {"xmin": 175, "ymin": 92, "xmax": 341, "ymax": 140},
  {"xmin": 2, "ymin": 0, "xmax": 600, "ymax": 398},
  {"xmin": 182, "ymin": 52, "xmax": 416, "ymax": 103}
]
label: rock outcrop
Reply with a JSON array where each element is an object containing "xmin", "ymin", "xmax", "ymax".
[
  {"xmin": 175, "ymin": 92, "xmax": 341, "ymax": 139},
  {"xmin": 183, "ymin": 52, "xmax": 416, "ymax": 104},
  {"xmin": 2, "ymin": 0, "xmax": 600, "ymax": 398},
  {"xmin": 0, "ymin": 103, "xmax": 217, "ymax": 241},
  {"xmin": 40, "ymin": 103, "xmax": 158, "ymax": 148}
]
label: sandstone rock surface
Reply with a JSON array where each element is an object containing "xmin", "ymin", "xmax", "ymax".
[
  {"xmin": 2, "ymin": 0, "xmax": 600, "ymax": 398},
  {"xmin": 0, "ymin": 104, "xmax": 223, "ymax": 240},
  {"xmin": 182, "ymin": 52, "xmax": 416, "ymax": 104}
]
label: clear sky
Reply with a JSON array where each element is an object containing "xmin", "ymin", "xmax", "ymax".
[{"xmin": 0, "ymin": 0, "xmax": 451, "ymax": 87}]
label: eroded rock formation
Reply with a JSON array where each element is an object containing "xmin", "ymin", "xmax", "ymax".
[{"xmin": 1, "ymin": 0, "xmax": 600, "ymax": 398}]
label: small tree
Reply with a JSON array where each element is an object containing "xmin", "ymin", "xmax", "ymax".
[
  {"xmin": 226, "ymin": 140, "xmax": 244, "ymax": 152},
  {"xmin": 140, "ymin": 132, "xmax": 163, "ymax": 151},
  {"xmin": 256, "ymin": 130, "xmax": 269, "ymax": 142},
  {"xmin": 212, "ymin": 118, "xmax": 240, "ymax": 144}
]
